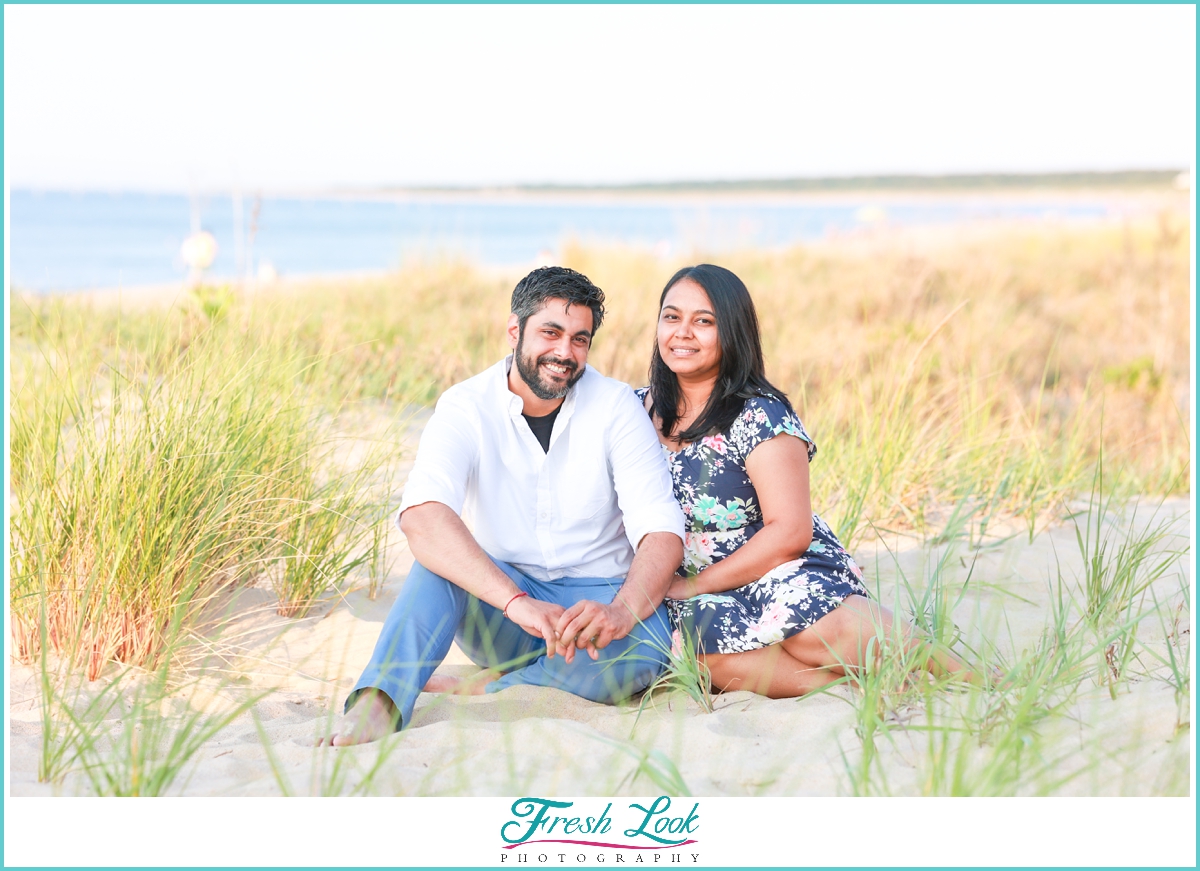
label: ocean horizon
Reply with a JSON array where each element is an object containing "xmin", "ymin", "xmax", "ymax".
[{"xmin": 9, "ymin": 187, "xmax": 1145, "ymax": 293}]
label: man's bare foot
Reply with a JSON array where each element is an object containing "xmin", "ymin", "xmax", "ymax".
[
  {"xmin": 423, "ymin": 671, "xmax": 499, "ymax": 696},
  {"xmin": 423, "ymin": 674, "xmax": 464, "ymax": 693},
  {"xmin": 318, "ymin": 689, "xmax": 398, "ymax": 747}
]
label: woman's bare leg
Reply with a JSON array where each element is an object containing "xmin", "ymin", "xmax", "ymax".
[
  {"xmin": 783, "ymin": 595, "xmax": 977, "ymax": 682},
  {"xmin": 702, "ymin": 645, "xmax": 845, "ymax": 699}
]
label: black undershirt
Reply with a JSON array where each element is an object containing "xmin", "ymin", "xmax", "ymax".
[{"xmin": 522, "ymin": 404, "xmax": 562, "ymax": 453}]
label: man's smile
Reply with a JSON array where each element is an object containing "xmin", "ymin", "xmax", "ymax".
[{"xmin": 540, "ymin": 358, "xmax": 576, "ymax": 378}]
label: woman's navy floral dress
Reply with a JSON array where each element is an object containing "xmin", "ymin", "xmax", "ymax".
[{"xmin": 636, "ymin": 389, "xmax": 868, "ymax": 654}]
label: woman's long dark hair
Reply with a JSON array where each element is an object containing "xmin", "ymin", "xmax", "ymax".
[{"xmin": 650, "ymin": 264, "xmax": 793, "ymax": 443}]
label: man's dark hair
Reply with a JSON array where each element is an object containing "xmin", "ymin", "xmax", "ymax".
[
  {"xmin": 649, "ymin": 263, "xmax": 794, "ymax": 444},
  {"xmin": 511, "ymin": 266, "xmax": 606, "ymax": 335}
]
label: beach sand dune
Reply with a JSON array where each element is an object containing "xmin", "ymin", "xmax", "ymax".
[{"xmin": 9, "ymin": 495, "xmax": 1189, "ymax": 797}]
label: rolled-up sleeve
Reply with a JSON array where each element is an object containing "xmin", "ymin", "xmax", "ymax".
[
  {"xmin": 608, "ymin": 389, "xmax": 685, "ymax": 550},
  {"xmin": 397, "ymin": 389, "xmax": 479, "ymax": 523}
]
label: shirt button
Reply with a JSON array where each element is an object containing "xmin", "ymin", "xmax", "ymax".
[{"xmin": 540, "ymin": 512, "xmax": 548, "ymax": 519}]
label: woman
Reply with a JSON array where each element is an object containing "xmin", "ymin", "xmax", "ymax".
[{"xmin": 638, "ymin": 264, "xmax": 972, "ymax": 697}]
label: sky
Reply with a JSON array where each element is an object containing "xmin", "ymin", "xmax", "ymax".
[{"xmin": 4, "ymin": 4, "xmax": 1196, "ymax": 192}]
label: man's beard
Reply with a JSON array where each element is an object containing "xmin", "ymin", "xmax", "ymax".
[{"xmin": 515, "ymin": 334, "xmax": 584, "ymax": 401}]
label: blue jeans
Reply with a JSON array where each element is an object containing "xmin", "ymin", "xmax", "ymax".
[{"xmin": 346, "ymin": 557, "xmax": 673, "ymax": 730}]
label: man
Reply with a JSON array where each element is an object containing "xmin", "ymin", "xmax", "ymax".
[{"xmin": 326, "ymin": 266, "xmax": 685, "ymax": 744}]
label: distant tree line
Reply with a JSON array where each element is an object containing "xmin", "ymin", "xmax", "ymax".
[{"xmin": 391, "ymin": 170, "xmax": 1184, "ymax": 196}]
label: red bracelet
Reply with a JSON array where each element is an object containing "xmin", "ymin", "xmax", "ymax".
[{"xmin": 503, "ymin": 591, "xmax": 528, "ymax": 618}]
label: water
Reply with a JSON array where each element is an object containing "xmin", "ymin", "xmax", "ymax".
[{"xmin": 9, "ymin": 188, "xmax": 1121, "ymax": 292}]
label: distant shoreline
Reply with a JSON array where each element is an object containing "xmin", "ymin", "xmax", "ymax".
[
  {"xmin": 322, "ymin": 185, "xmax": 1188, "ymax": 210},
  {"xmin": 16, "ymin": 209, "xmax": 1189, "ymax": 303},
  {"xmin": 368, "ymin": 169, "xmax": 1189, "ymax": 198},
  {"xmin": 12, "ymin": 170, "xmax": 1189, "ymax": 203}
]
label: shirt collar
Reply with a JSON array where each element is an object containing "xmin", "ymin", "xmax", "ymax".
[{"xmin": 498, "ymin": 354, "xmax": 583, "ymax": 421}]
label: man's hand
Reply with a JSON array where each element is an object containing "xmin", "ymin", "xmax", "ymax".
[
  {"xmin": 554, "ymin": 600, "xmax": 637, "ymax": 663},
  {"xmin": 664, "ymin": 573, "xmax": 699, "ymax": 601},
  {"xmin": 506, "ymin": 596, "xmax": 567, "ymax": 657}
]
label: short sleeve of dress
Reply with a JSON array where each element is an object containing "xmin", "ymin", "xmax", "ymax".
[{"xmin": 730, "ymin": 394, "xmax": 817, "ymax": 464}]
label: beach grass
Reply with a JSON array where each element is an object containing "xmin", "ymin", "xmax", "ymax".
[
  {"xmin": 9, "ymin": 305, "xmax": 396, "ymax": 676},
  {"xmin": 8, "ymin": 214, "xmax": 1190, "ymax": 796},
  {"xmin": 33, "ymin": 645, "xmax": 268, "ymax": 795},
  {"xmin": 835, "ymin": 478, "xmax": 1189, "ymax": 797}
]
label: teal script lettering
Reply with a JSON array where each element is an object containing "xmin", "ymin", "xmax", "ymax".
[
  {"xmin": 622, "ymin": 796, "xmax": 695, "ymax": 846},
  {"xmin": 502, "ymin": 798, "xmax": 575, "ymax": 844}
]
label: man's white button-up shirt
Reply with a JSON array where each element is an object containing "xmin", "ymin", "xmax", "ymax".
[{"xmin": 398, "ymin": 356, "xmax": 685, "ymax": 581}]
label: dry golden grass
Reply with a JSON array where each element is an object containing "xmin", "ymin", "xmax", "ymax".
[
  {"xmin": 9, "ymin": 214, "xmax": 1190, "ymax": 673},
  {"xmin": 270, "ymin": 214, "xmax": 1190, "ymax": 541}
]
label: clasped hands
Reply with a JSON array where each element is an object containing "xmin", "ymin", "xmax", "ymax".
[{"xmin": 504, "ymin": 595, "xmax": 635, "ymax": 663}]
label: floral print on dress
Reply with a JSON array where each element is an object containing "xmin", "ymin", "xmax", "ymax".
[{"xmin": 636, "ymin": 389, "xmax": 869, "ymax": 655}]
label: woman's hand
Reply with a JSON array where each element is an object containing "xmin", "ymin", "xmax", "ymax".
[{"xmin": 665, "ymin": 572, "xmax": 700, "ymax": 601}]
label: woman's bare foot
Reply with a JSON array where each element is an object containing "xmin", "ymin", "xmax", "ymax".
[
  {"xmin": 986, "ymin": 666, "xmax": 1016, "ymax": 690},
  {"xmin": 318, "ymin": 689, "xmax": 398, "ymax": 746},
  {"xmin": 422, "ymin": 671, "xmax": 499, "ymax": 695}
]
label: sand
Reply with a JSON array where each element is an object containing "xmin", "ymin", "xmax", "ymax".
[{"xmin": 8, "ymin": 484, "xmax": 1191, "ymax": 799}]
